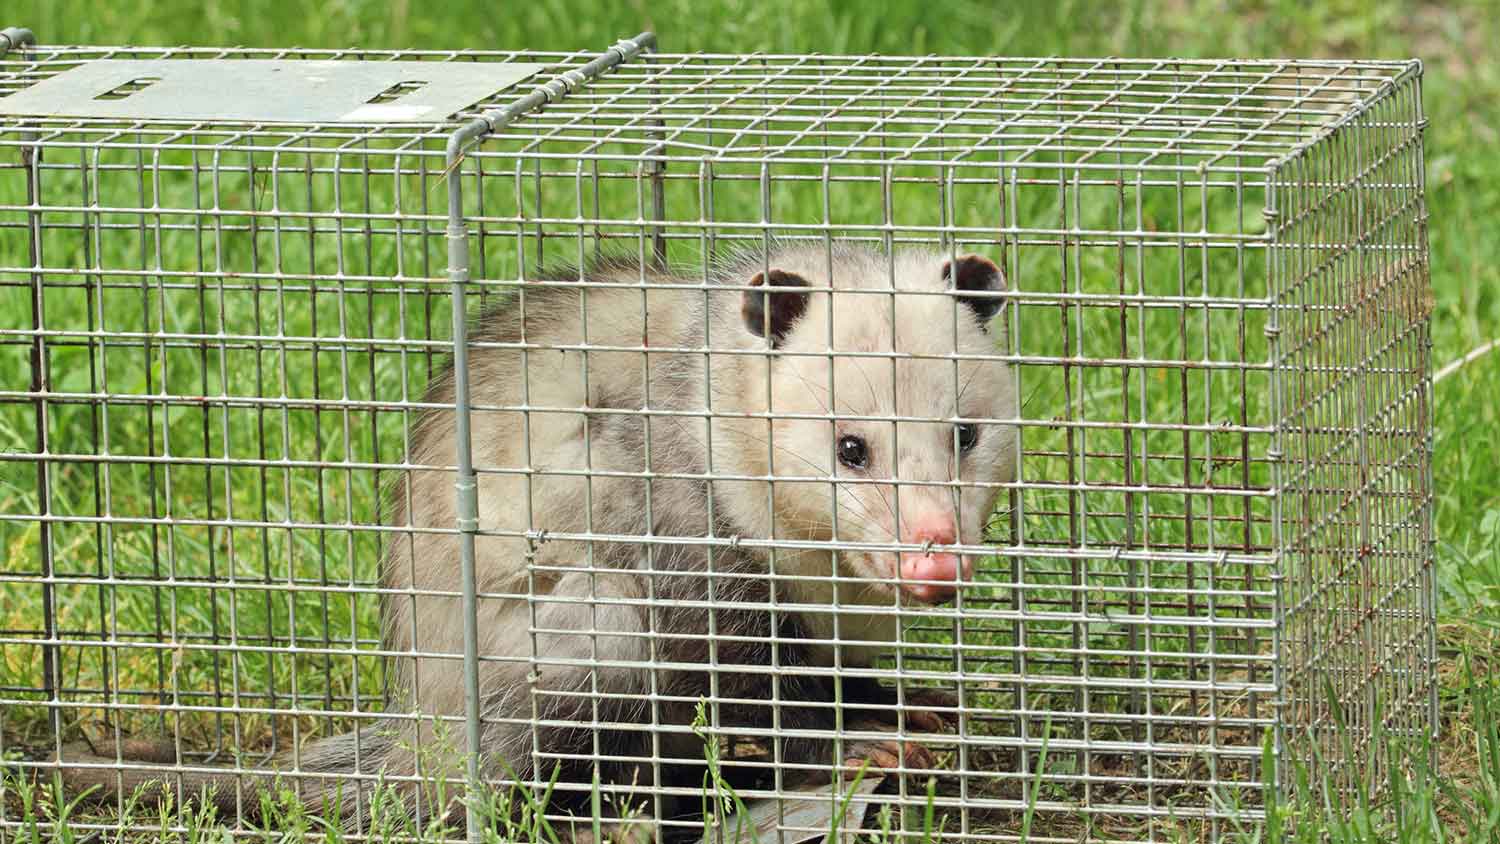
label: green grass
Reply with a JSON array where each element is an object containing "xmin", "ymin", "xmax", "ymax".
[
  {"xmin": 3, "ymin": 669, "xmax": 1498, "ymax": 844},
  {"xmin": 1, "ymin": 0, "xmax": 1498, "ymax": 841}
]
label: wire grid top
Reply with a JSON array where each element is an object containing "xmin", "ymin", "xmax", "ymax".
[
  {"xmin": 495, "ymin": 52, "xmax": 1419, "ymax": 175},
  {"xmin": 0, "ymin": 38, "xmax": 1418, "ymax": 175}
]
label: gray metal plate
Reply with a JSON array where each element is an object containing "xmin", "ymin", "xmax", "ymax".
[{"xmin": 0, "ymin": 59, "xmax": 548, "ymax": 123}]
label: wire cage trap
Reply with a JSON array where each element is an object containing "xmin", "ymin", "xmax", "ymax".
[{"xmin": 0, "ymin": 24, "xmax": 1437, "ymax": 844}]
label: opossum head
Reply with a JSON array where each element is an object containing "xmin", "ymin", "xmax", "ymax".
[{"xmin": 713, "ymin": 245, "xmax": 1017, "ymax": 607}]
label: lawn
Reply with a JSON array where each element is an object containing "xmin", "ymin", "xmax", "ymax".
[{"xmin": 0, "ymin": 0, "xmax": 1497, "ymax": 841}]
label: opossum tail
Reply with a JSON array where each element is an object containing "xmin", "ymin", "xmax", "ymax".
[{"xmin": 39, "ymin": 724, "xmax": 428, "ymax": 829}]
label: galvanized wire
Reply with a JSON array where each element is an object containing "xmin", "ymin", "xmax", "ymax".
[{"xmin": 0, "ymin": 31, "xmax": 1433, "ymax": 844}]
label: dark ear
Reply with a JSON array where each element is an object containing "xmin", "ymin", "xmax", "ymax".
[
  {"xmin": 941, "ymin": 253, "xmax": 1006, "ymax": 328},
  {"xmin": 741, "ymin": 269, "xmax": 810, "ymax": 347}
]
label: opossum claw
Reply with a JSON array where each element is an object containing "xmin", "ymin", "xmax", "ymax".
[{"xmin": 843, "ymin": 738, "xmax": 936, "ymax": 774}]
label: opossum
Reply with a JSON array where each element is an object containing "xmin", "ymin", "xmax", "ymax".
[{"xmin": 54, "ymin": 242, "xmax": 1018, "ymax": 839}]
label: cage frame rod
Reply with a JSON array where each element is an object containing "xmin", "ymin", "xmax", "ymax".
[{"xmin": 439, "ymin": 28, "xmax": 657, "ymax": 842}]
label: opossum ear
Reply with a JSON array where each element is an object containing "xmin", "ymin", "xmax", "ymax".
[
  {"xmin": 742, "ymin": 269, "xmax": 810, "ymax": 348},
  {"xmin": 942, "ymin": 254, "xmax": 1007, "ymax": 328}
]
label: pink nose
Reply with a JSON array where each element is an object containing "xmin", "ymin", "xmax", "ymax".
[{"xmin": 897, "ymin": 520, "xmax": 969, "ymax": 604}]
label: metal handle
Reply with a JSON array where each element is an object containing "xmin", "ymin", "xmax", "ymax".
[{"xmin": 0, "ymin": 26, "xmax": 36, "ymax": 57}]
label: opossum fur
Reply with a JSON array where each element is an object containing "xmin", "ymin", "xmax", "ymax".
[{"xmin": 54, "ymin": 242, "xmax": 1019, "ymax": 837}]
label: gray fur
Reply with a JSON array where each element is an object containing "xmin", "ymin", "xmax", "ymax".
[{"xmin": 56, "ymin": 243, "xmax": 1019, "ymax": 837}]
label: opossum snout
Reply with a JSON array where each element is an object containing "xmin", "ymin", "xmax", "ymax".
[{"xmin": 896, "ymin": 521, "xmax": 970, "ymax": 604}]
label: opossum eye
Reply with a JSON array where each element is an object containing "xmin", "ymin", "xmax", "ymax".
[
  {"xmin": 956, "ymin": 423, "xmax": 979, "ymax": 453},
  {"xmin": 837, "ymin": 435, "xmax": 869, "ymax": 470}
]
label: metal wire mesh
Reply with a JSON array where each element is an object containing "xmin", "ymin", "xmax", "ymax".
[{"xmin": 0, "ymin": 28, "xmax": 1434, "ymax": 844}]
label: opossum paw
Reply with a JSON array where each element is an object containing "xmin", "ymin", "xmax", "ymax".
[
  {"xmin": 842, "ymin": 738, "xmax": 936, "ymax": 775},
  {"xmin": 898, "ymin": 708, "xmax": 951, "ymax": 734},
  {"xmin": 565, "ymin": 819, "xmax": 654, "ymax": 844},
  {"xmin": 902, "ymin": 688, "xmax": 962, "ymax": 730}
]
